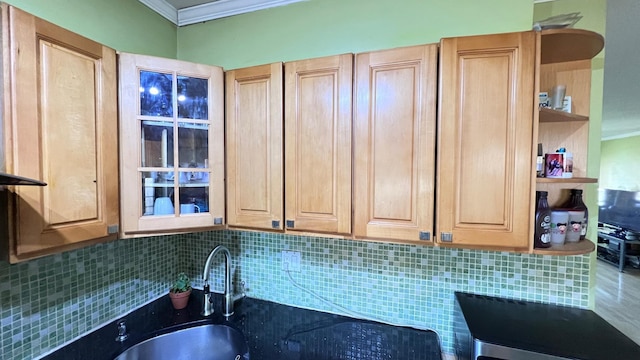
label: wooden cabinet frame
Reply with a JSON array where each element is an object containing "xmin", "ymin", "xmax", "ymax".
[{"xmin": 0, "ymin": 4, "xmax": 119, "ymax": 262}]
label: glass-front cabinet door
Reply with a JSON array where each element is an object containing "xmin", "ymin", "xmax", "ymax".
[{"xmin": 119, "ymin": 53, "xmax": 224, "ymax": 235}]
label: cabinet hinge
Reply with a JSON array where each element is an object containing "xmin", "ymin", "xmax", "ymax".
[
  {"xmin": 440, "ymin": 232, "xmax": 453, "ymax": 242},
  {"xmin": 286, "ymin": 220, "xmax": 295, "ymax": 228},
  {"xmin": 419, "ymin": 231, "xmax": 431, "ymax": 241}
]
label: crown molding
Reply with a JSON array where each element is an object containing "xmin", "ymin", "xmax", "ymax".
[
  {"xmin": 179, "ymin": 0, "xmax": 306, "ymax": 26},
  {"xmin": 140, "ymin": 0, "xmax": 306, "ymax": 26},
  {"xmin": 139, "ymin": 0, "xmax": 178, "ymax": 24}
]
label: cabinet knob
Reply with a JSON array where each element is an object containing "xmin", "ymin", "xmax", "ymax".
[{"xmin": 286, "ymin": 220, "xmax": 295, "ymax": 228}]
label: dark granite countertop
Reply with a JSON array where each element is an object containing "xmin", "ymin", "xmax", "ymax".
[
  {"xmin": 43, "ymin": 290, "xmax": 442, "ymax": 360},
  {"xmin": 455, "ymin": 291, "xmax": 640, "ymax": 360}
]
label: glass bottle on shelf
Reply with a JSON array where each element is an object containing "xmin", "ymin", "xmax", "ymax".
[
  {"xmin": 534, "ymin": 191, "xmax": 552, "ymax": 248},
  {"xmin": 560, "ymin": 189, "xmax": 588, "ymax": 240}
]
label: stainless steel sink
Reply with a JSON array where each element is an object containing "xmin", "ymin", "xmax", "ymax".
[{"xmin": 114, "ymin": 324, "xmax": 249, "ymax": 360}]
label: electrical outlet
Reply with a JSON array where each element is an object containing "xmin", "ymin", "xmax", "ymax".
[{"xmin": 282, "ymin": 250, "xmax": 301, "ymax": 272}]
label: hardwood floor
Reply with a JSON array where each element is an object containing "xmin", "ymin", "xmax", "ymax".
[{"xmin": 595, "ymin": 260, "xmax": 640, "ymax": 345}]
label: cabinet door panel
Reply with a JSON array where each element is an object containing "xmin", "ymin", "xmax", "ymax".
[
  {"xmin": 119, "ymin": 53, "xmax": 224, "ymax": 235},
  {"xmin": 354, "ymin": 45, "xmax": 437, "ymax": 242},
  {"xmin": 437, "ymin": 32, "xmax": 535, "ymax": 249},
  {"xmin": 42, "ymin": 43, "xmax": 98, "ymax": 224},
  {"xmin": 3, "ymin": 5, "xmax": 119, "ymax": 261},
  {"xmin": 226, "ymin": 63, "xmax": 283, "ymax": 229},
  {"xmin": 284, "ymin": 54, "xmax": 352, "ymax": 234}
]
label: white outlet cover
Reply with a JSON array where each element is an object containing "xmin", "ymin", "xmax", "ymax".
[{"xmin": 282, "ymin": 250, "xmax": 301, "ymax": 272}]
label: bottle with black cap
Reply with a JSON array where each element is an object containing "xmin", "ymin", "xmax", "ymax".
[
  {"xmin": 534, "ymin": 191, "xmax": 552, "ymax": 248},
  {"xmin": 561, "ymin": 189, "xmax": 588, "ymax": 240}
]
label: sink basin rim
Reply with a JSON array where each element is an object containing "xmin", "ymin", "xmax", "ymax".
[{"xmin": 114, "ymin": 323, "xmax": 249, "ymax": 360}]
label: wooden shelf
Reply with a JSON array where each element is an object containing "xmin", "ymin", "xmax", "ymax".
[
  {"xmin": 533, "ymin": 239, "xmax": 595, "ymax": 255},
  {"xmin": 539, "ymin": 107, "xmax": 589, "ymax": 123},
  {"xmin": 540, "ymin": 29, "xmax": 604, "ymax": 64},
  {"xmin": 536, "ymin": 177, "xmax": 598, "ymax": 184}
]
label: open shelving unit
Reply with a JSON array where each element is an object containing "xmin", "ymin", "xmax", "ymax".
[{"xmin": 531, "ymin": 29, "xmax": 604, "ymax": 256}]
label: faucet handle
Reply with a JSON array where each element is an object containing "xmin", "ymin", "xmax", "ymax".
[
  {"xmin": 237, "ymin": 280, "xmax": 245, "ymax": 295},
  {"xmin": 202, "ymin": 284, "xmax": 214, "ymax": 316},
  {"xmin": 233, "ymin": 281, "xmax": 246, "ymax": 303},
  {"xmin": 115, "ymin": 320, "xmax": 129, "ymax": 342}
]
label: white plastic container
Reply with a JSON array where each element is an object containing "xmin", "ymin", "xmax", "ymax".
[
  {"xmin": 566, "ymin": 210, "xmax": 584, "ymax": 242},
  {"xmin": 550, "ymin": 210, "xmax": 569, "ymax": 245}
]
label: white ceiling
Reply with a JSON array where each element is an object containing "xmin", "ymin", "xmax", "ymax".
[{"xmin": 140, "ymin": 0, "xmax": 636, "ymax": 141}]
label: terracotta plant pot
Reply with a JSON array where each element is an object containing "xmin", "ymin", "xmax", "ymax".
[{"xmin": 169, "ymin": 289, "xmax": 192, "ymax": 310}]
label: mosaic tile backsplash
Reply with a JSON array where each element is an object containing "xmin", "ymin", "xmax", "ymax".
[{"xmin": 0, "ymin": 230, "xmax": 591, "ymax": 359}]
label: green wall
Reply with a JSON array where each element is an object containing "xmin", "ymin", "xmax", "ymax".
[
  {"xmin": 177, "ymin": 0, "xmax": 534, "ymax": 69},
  {"xmin": 4, "ymin": 0, "xmax": 177, "ymax": 58},
  {"xmin": 600, "ymin": 135, "xmax": 640, "ymax": 191}
]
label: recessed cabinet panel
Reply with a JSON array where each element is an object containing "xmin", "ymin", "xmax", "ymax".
[
  {"xmin": 1, "ymin": 4, "xmax": 119, "ymax": 262},
  {"xmin": 354, "ymin": 45, "xmax": 437, "ymax": 242},
  {"xmin": 371, "ymin": 68, "xmax": 415, "ymax": 220},
  {"xmin": 119, "ymin": 53, "xmax": 224, "ymax": 235},
  {"xmin": 42, "ymin": 42, "xmax": 98, "ymax": 225},
  {"xmin": 226, "ymin": 63, "xmax": 283, "ymax": 230},
  {"xmin": 296, "ymin": 73, "xmax": 337, "ymax": 216},
  {"xmin": 236, "ymin": 82, "xmax": 269, "ymax": 212},
  {"xmin": 285, "ymin": 54, "xmax": 352, "ymax": 234},
  {"xmin": 457, "ymin": 52, "xmax": 511, "ymax": 227},
  {"xmin": 437, "ymin": 32, "xmax": 535, "ymax": 249}
]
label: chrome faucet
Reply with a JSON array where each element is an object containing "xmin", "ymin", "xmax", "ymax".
[{"xmin": 202, "ymin": 245, "xmax": 242, "ymax": 317}]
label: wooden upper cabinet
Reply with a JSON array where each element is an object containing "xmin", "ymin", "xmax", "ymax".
[
  {"xmin": 437, "ymin": 31, "xmax": 536, "ymax": 249},
  {"xmin": 226, "ymin": 63, "xmax": 284, "ymax": 230},
  {"xmin": 0, "ymin": 4, "xmax": 119, "ymax": 262},
  {"xmin": 284, "ymin": 54, "xmax": 353, "ymax": 234},
  {"xmin": 118, "ymin": 53, "xmax": 224, "ymax": 235},
  {"xmin": 353, "ymin": 45, "xmax": 438, "ymax": 243}
]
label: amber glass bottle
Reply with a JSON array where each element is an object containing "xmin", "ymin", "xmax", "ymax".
[
  {"xmin": 565, "ymin": 189, "xmax": 588, "ymax": 240},
  {"xmin": 534, "ymin": 191, "xmax": 552, "ymax": 248}
]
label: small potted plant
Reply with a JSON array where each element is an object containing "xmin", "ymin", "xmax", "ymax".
[{"xmin": 169, "ymin": 272, "xmax": 192, "ymax": 310}]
